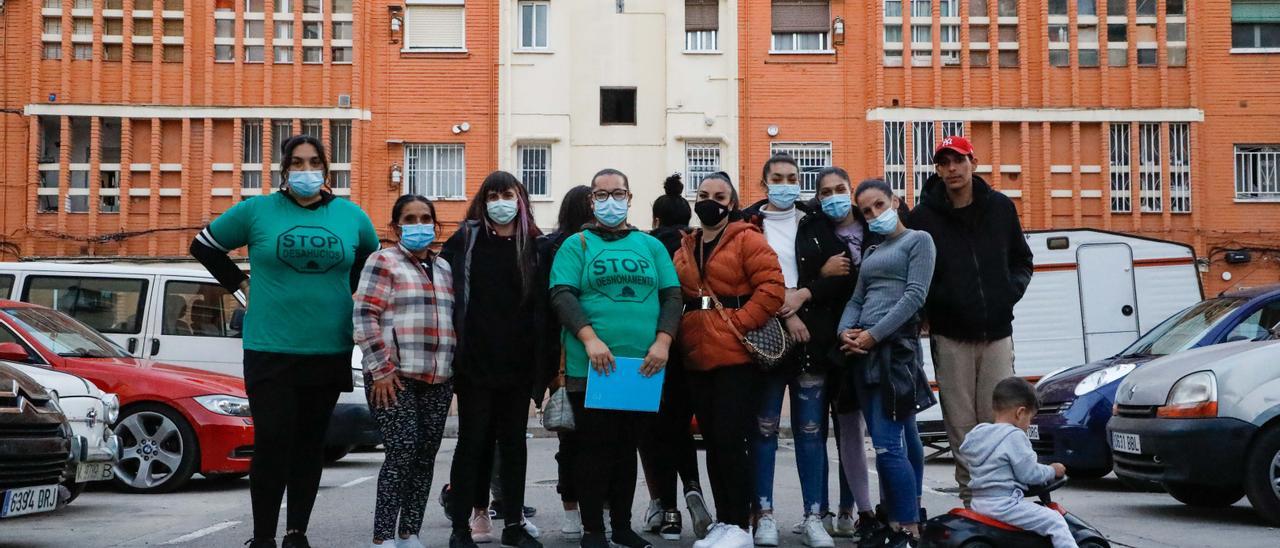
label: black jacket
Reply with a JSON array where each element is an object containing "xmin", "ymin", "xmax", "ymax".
[{"xmin": 907, "ymin": 174, "xmax": 1034, "ymax": 342}]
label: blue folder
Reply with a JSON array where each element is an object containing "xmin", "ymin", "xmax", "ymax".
[{"xmin": 585, "ymin": 357, "xmax": 665, "ymax": 412}]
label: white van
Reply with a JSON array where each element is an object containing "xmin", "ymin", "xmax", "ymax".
[
  {"xmin": 917, "ymin": 229, "xmax": 1204, "ymax": 454},
  {"xmin": 0, "ymin": 262, "xmax": 378, "ymax": 460}
]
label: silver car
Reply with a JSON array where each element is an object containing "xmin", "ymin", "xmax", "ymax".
[{"xmin": 1108, "ymin": 335, "xmax": 1280, "ymax": 526}]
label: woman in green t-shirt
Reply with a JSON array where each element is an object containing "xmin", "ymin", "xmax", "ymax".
[
  {"xmin": 191, "ymin": 134, "xmax": 379, "ymax": 548},
  {"xmin": 549, "ymin": 169, "xmax": 683, "ymax": 548}
]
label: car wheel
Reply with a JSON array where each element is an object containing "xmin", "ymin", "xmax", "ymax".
[
  {"xmin": 1066, "ymin": 465, "xmax": 1112, "ymax": 480},
  {"xmin": 1244, "ymin": 425, "xmax": 1280, "ymax": 526},
  {"xmin": 111, "ymin": 403, "xmax": 200, "ymax": 494},
  {"xmin": 323, "ymin": 445, "xmax": 353, "ymax": 464},
  {"xmin": 1163, "ymin": 481, "xmax": 1245, "ymax": 507}
]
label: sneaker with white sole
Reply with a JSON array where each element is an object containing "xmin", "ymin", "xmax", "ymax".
[
  {"xmin": 644, "ymin": 500, "xmax": 663, "ymax": 533},
  {"xmin": 471, "ymin": 509, "xmax": 495, "ymax": 544},
  {"xmin": 561, "ymin": 509, "xmax": 583, "ymax": 540},
  {"xmin": 396, "ymin": 535, "xmax": 425, "ymax": 548},
  {"xmin": 753, "ymin": 515, "xmax": 779, "ymax": 547},
  {"xmin": 832, "ymin": 514, "xmax": 855, "ymax": 538},
  {"xmin": 713, "ymin": 526, "xmax": 754, "ymax": 548},
  {"xmin": 790, "ymin": 513, "xmax": 835, "ymax": 536},
  {"xmin": 684, "ymin": 490, "xmax": 713, "ymax": 540},
  {"xmin": 522, "ymin": 519, "xmax": 540, "ymax": 539},
  {"xmin": 693, "ymin": 523, "xmax": 731, "ymax": 548},
  {"xmin": 800, "ymin": 515, "xmax": 835, "ymax": 548}
]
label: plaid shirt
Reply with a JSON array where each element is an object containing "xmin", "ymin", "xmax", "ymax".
[{"xmin": 353, "ymin": 245, "xmax": 456, "ymax": 383}]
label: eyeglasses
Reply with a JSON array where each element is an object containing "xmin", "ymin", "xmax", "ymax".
[{"xmin": 591, "ymin": 189, "xmax": 630, "ymax": 202}]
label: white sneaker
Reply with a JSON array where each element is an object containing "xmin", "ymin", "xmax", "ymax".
[
  {"xmin": 395, "ymin": 535, "xmax": 425, "ymax": 548},
  {"xmin": 790, "ymin": 514, "xmax": 834, "ymax": 536},
  {"xmin": 753, "ymin": 515, "xmax": 779, "ymax": 547},
  {"xmin": 561, "ymin": 509, "xmax": 583, "ymax": 540},
  {"xmin": 522, "ymin": 519, "xmax": 541, "ymax": 539},
  {"xmin": 800, "ymin": 515, "xmax": 835, "ymax": 548},
  {"xmin": 713, "ymin": 526, "xmax": 754, "ymax": 548},
  {"xmin": 645, "ymin": 500, "xmax": 663, "ymax": 533},
  {"xmin": 471, "ymin": 508, "xmax": 495, "ymax": 544},
  {"xmin": 693, "ymin": 523, "xmax": 731, "ymax": 548},
  {"xmin": 832, "ymin": 514, "xmax": 856, "ymax": 538}
]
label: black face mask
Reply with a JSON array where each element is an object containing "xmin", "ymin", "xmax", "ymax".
[{"xmin": 694, "ymin": 199, "xmax": 731, "ymax": 228}]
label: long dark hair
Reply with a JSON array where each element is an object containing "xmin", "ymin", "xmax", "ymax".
[
  {"xmin": 557, "ymin": 185, "xmax": 594, "ymax": 233},
  {"xmin": 653, "ymin": 173, "xmax": 692, "ymax": 228},
  {"xmin": 389, "ymin": 194, "xmax": 437, "ymax": 229},
  {"xmin": 279, "ymin": 134, "xmax": 330, "ymax": 187},
  {"xmin": 465, "ymin": 171, "xmax": 542, "ymax": 300}
]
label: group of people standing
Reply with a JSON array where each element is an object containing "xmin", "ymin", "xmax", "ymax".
[{"xmin": 191, "ymin": 133, "xmax": 1033, "ymax": 548}]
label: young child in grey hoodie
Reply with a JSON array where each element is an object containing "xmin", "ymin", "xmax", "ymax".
[{"xmin": 955, "ymin": 377, "xmax": 1077, "ymax": 548}]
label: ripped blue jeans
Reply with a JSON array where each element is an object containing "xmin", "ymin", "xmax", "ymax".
[{"xmin": 753, "ymin": 371, "xmax": 828, "ymax": 515}]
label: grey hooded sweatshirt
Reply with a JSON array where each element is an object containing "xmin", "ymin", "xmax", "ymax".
[{"xmin": 956, "ymin": 422, "xmax": 1057, "ymax": 499}]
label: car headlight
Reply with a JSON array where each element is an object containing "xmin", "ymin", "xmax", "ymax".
[
  {"xmin": 1157, "ymin": 371, "xmax": 1217, "ymax": 418},
  {"xmin": 194, "ymin": 394, "xmax": 252, "ymax": 417},
  {"xmin": 102, "ymin": 393, "xmax": 120, "ymax": 424},
  {"xmin": 1036, "ymin": 366, "xmax": 1072, "ymax": 388},
  {"xmin": 1073, "ymin": 363, "xmax": 1138, "ymax": 396},
  {"xmin": 352, "ymin": 368, "xmax": 366, "ymax": 389}
]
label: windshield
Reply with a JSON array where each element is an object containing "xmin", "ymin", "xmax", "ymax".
[
  {"xmin": 1, "ymin": 307, "xmax": 130, "ymax": 358},
  {"xmin": 1121, "ymin": 298, "xmax": 1246, "ymax": 357}
]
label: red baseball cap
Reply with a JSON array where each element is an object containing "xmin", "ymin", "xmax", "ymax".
[{"xmin": 934, "ymin": 136, "xmax": 975, "ymax": 161}]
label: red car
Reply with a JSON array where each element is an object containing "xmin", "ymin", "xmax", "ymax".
[{"xmin": 0, "ymin": 300, "xmax": 253, "ymax": 494}]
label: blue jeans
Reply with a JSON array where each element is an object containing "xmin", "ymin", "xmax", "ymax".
[
  {"xmin": 754, "ymin": 371, "xmax": 828, "ymax": 515},
  {"xmin": 858, "ymin": 383, "xmax": 925, "ymax": 524}
]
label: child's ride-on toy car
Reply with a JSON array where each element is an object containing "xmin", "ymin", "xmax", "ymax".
[{"xmin": 920, "ymin": 478, "xmax": 1109, "ymax": 548}]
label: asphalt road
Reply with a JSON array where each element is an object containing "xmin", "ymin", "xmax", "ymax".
[{"xmin": 5, "ymin": 438, "xmax": 1277, "ymax": 547}]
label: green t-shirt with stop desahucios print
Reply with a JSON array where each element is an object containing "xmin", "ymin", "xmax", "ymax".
[
  {"xmin": 205, "ymin": 192, "xmax": 379, "ymax": 355},
  {"xmin": 550, "ymin": 230, "xmax": 680, "ymax": 379}
]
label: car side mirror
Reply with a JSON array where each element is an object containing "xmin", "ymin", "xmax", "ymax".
[{"xmin": 0, "ymin": 342, "xmax": 31, "ymax": 362}]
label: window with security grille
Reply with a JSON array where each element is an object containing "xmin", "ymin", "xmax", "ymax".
[
  {"xmin": 330, "ymin": 121, "xmax": 352, "ymax": 189},
  {"xmin": 1235, "ymin": 145, "xmax": 1280, "ymax": 201},
  {"xmin": 405, "ymin": 144, "xmax": 465, "ymax": 199},
  {"xmin": 242, "ymin": 120, "xmax": 263, "ymax": 189},
  {"xmin": 912, "ymin": 121, "xmax": 936, "ymax": 205},
  {"xmin": 685, "ymin": 143, "xmax": 721, "ymax": 196},
  {"xmin": 1138, "ymin": 122, "xmax": 1162, "ymax": 213},
  {"xmin": 1169, "ymin": 123, "xmax": 1190, "ymax": 213},
  {"xmin": 770, "ymin": 142, "xmax": 832, "ymax": 194},
  {"xmin": 517, "ymin": 144, "xmax": 551, "ymax": 197},
  {"xmin": 942, "ymin": 120, "xmax": 964, "ymax": 140},
  {"xmin": 1109, "ymin": 123, "xmax": 1132, "ymax": 213},
  {"xmin": 883, "ymin": 121, "xmax": 907, "ymax": 197}
]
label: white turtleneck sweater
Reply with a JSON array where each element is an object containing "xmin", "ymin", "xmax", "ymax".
[{"xmin": 762, "ymin": 206, "xmax": 801, "ymax": 288}]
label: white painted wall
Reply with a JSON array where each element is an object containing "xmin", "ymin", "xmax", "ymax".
[{"xmin": 498, "ymin": 0, "xmax": 738, "ymax": 230}]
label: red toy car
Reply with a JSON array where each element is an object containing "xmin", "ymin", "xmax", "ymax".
[{"xmin": 0, "ymin": 300, "xmax": 253, "ymax": 493}]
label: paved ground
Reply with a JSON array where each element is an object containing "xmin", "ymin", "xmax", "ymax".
[{"xmin": 7, "ymin": 438, "xmax": 1277, "ymax": 547}]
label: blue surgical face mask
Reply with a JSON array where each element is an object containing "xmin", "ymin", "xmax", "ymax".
[
  {"xmin": 766, "ymin": 184, "xmax": 802, "ymax": 210},
  {"xmin": 593, "ymin": 197, "xmax": 629, "ymax": 228},
  {"xmin": 399, "ymin": 223, "xmax": 435, "ymax": 251},
  {"xmin": 868, "ymin": 207, "xmax": 900, "ymax": 235},
  {"xmin": 820, "ymin": 193, "xmax": 852, "ymax": 221},
  {"xmin": 486, "ymin": 199, "xmax": 519, "ymax": 225},
  {"xmin": 287, "ymin": 170, "xmax": 324, "ymax": 198}
]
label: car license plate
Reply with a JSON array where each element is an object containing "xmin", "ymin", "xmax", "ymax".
[
  {"xmin": 1028, "ymin": 425, "xmax": 1040, "ymax": 441},
  {"xmin": 1, "ymin": 484, "xmax": 59, "ymax": 518},
  {"xmin": 75, "ymin": 462, "xmax": 114, "ymax": 483},
  {"xmin": 1112, "ymin": 432, "xmax": 1142, "ymax": 454}
]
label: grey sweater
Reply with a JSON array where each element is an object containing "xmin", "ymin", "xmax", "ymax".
[
  {"xmin": 956, "ymin": 422, "xmax": 1057, "ymax": 498},
  {"xmin": 837, "ymin": 229, "xmax": 936, "ymax": 342}
]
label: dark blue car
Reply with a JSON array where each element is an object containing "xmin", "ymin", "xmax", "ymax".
[{"xmin": 1030, "ymin": 283, "xmax": 1280, "ymax": 478}]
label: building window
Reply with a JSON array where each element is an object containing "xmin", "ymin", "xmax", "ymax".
[
  {"xmin": 246, "ymin": 20, "xmax": 264, "ymax": 39},
  {"xmin": 302, "ymin": 119, "xmax": 324, "ymax": 140},
  {"xmin": 1235, "ymin": 145, "xmax": 1280, "ymax": 200},
  {"xmin": 1138, "ymin": 122, "xmax": 1162, "ymax": 212},
  {"xmin": 517, "ymin": 144, "xmax": 551, "ymax": 197},
  {"xmin": 43, "ymin": 43, "xmax": 62, "ymax": 60},
  {"xmin": 518, "ymin": 1, "xmax": 549, "ymax": 49},
  {"xmin": 1136, "ymin": 0, "xmax": 1157, "ymax": 16},
  {"xmin": 242, "ymin": 120, "xmax": 263, "ymax": 189},
  {"xmin": 68, "ymin": 171, "xmax": 90, "ymax": 214},
  {"xmin": 133, "ymin": 18, "xmax": 152, "ymax": 37},
  {"xmin": 330, "ymin": 121, "xmax": 352, "ymax": 189},
  {"xmin": 275, "ymin": 21, "xmax": 294, "ymax": 40},
  {"xmin": 133, "ymin": 45, "xmax": 153, "ymax": 61},
  {"xmin": 332, "ymin": 0, "xmax": 351, "ymax": 14},
  {"xmin": 1232, "ymin": 1, "xmax": 1280, "ymax": 49},
  {"xmin": 942, "ymin": 120, "xmax": 964, "ymax": 139},
  {"xmin": 332, "ymin": 47, "xmax": 352, "ymax": 63},
  {"xmin": 73, "ymin": 18, "xmax": 93, "ymax": 37},
  {"xmin": 1050, "ymin": 0, "xmax": 1067, "ymax": 15},
  {"xmin": 600, "ymin": 88, "xmax": 637, "ymax": 126},
  {"xmin": 275, "ymin": 47, "xmax": 294, "ymax": 63},
  {"xmin": 100, "ymin": 171, "xmax": 120, "ymax": 214},
  {"xmin": 304, "ymin": 47, "xmax": 323, "ymax": 63},
  {"xmin": 271, "ymin": 120, "xmax": 293, "ymax": 186},
  {"xmin": 770, "ymin": 142, "xmax": 832, "ymax": 194},
  {"xmin": 911, "ymin": 121, "xmax": 935, "ymax": 205},
  {"xmin": 404, "ymin": 0, "xmax": 467, "ymax": 51},
  {"xmin": 771, "ymin": 0, "xmax": 830, "ymax": 52},
  {"xmin": 304, "ymin": 0, "xmax": 321, "ymax": 13},
  {"xmin": 686, "ymin": 0, "xmax": 719, "ymax": 51},
  {"xmin": 405, "ymin": 144, "xmax": 465, "ymax": 199},
  {"xmin": 1107, "ymin": 0, "xmax": 1127, "ymax": 16},
  {"xmin": 969, "ymin": 0, "xmax": 986, "ymax": 16},
  {"xmin": 998, "ymin": 50, "xmax": 1018, "ymax": 67},
  {"xmin": 303, "ymin": 21, "xmax": 322, "ymax": 40},
  {"xmin": 997, "ymin": 0, "xmax": 1016, "ymax": 16},
  {"xmin": 333, "ymin": 21, "xmax": 353, "ymax": 40},
  {"xmin": 883, "ymin": 121, "xmax": 907, "ymax": 197},
  {"xmin": 1169, "ymin": 123, "xmax": 1190, "ymax": 213},
  {"xmin": 245, "ymin": 46, "xmax": 264, "ymax": 63},
  {"xmin": 163, "ymin": 19, "xmax": 183, "ymax": 37},
  {"xmin": 74, "ymin": 44, "xmax": 93, "ymax": 61},
  {"xmin": 886, "ymin": 0, "xmax": 903, "ymax": 17},
  {"xmin": 911, "ymin": 24, "xmax": 932, "ymax": 66},
  {"xmin": 104, "ymin": 44, "xmax": 123, "ymax": 61},
  {"xmin": 216, "ymin": 45, "xmax": 234, "ymax": 61},
  {"xmin": 685, "ymin": 143, "xmax": 721, "ymax": 195},
  {"xmin": 1109, "ymin": 123, "xmax": 1132, "ymax": 213},
  {"xmin": 276, "ymin": 0, "xmax": 291, "ymax": 13}
]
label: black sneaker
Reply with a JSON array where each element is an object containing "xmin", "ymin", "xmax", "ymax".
[
  {"xmin": 491, "ymin": 500, "xmax": 539, "ymax": 520},
  {"xmin": 501, "ymin": 524, "xmax": 543, "ymax": 548},
  {"xmin": 659, "ymin": 510, "xmax": 682, "ymax": 541},
  {"xmin": 451, "ymin": 530, "xmax": 479, "ymax": 548},
  {"xmin": 440, "ymin": 483, "xmax": 452, "ymax": 509},
  {"xmin": 244, "ymin": 539, "xmax": 276, "ymax": 548},
  {"xmin": 280, "ymin": 533, "xmax": 311, "ymax": 548},
  {"xmin": 852, "ymin": 514, "xmax": 884, "ymax": 543},
  {"xmin": 610, "ymin": 528, "xmax": 654, "ymax": 548},
  {"xmin": 884, "ymin": 530, "xmax": 919, "ymax": 548},
  {"xmin": 580, "ymin": 532, "xmax": 610, "ymax": 548},
  {"xmin": 856, "ymin": 522, "xmax": 889, "ymax": 548}
]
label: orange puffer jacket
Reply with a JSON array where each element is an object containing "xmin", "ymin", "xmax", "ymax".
[{"xmin": 674, "ymin": 221, "xmax": 786, "ymax": 371}]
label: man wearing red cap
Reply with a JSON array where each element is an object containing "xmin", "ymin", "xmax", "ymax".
[{"xmin": 907, "ymin": 136, "xmax": 1034, "ymax": 507}]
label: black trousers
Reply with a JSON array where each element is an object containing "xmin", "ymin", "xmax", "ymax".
[
  {"xmin": 566, "ymin": 391, "xmax": 646, "ymax": 534},
  {"xmin": 555, "ymin": 429, "xmax": 579, "ymax": 504},
  {"xmin": 244, "ymin": 351, "xmax": 346, "ymax": 540},
  {"xmin": 448, "ymin": 382, "xmax": 531, "ymax": 529},
  {"xmin": 688, "ymin": 364, "xmax": 758, "ymax": 529},
  {"xmin": 638, "ymin": 362, "xmax": 701, "ymax": 510}
]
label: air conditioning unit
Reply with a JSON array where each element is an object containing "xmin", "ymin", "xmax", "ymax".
[{"xmin": 338, "ymin": 94, "xmax": 351, "ymax": 108}]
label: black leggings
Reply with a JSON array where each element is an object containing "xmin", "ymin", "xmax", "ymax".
[
  {"xmin": 246, "ymin": 373, "xmax": 341, "ymax": 539},
  {"xmin": 448, "ymin": 383, "xmax": 531, "ymax": 529},
  {"xmin": 688, "ymin": 364, "xmax": 758, "ymax": 529},
  {"xmin": 566, "ymin": 391, "xmax": 646, "ymax": 534},
  {"xmin": 639, "ymin": 362, "xmax": 701, "ymax": 510}
]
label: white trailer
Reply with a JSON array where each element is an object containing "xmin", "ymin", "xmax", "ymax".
[{"xmin": 917, "ymin": 229, "xmax": 1204, "ymax": 453}]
